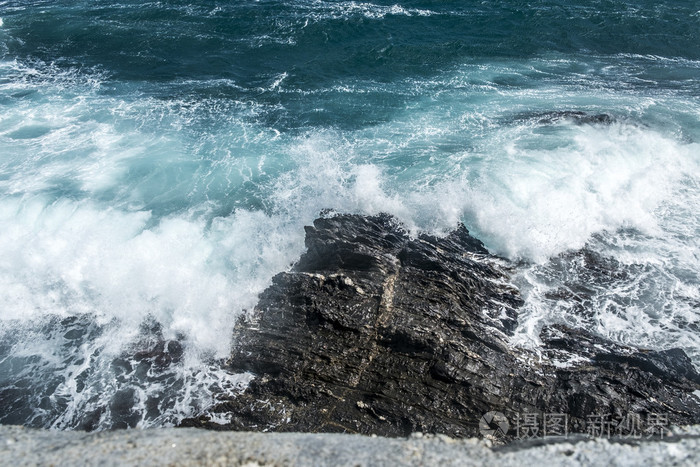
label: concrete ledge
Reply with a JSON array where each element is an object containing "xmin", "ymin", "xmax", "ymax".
[{"xmin": 2, "ymin": 425, "xmax": 700, "ymax": 466}]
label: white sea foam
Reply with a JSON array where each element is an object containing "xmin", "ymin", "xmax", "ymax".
[
  {"xmin": 0, "ymin": 197, "xmax": 309, "ymax": 358},
  {"xmin": 301, "ymin": 1, "xmax": 436, "ymax": 20},
  {"xmin": 510, "ymin": 173, "xmax": 700, "ymax": 360},
  {"xmin": 462, "ymin": 123, "xmax": 698, "ymax": 261},
  {"xmin": 0, "ymin": 194, "xmax": 302, "ymax": 428},
  {"xmin": 279, "ymin": 120, "xmax": 698, "ymax": 263}
]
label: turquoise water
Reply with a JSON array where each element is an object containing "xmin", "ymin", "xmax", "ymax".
[{"xmin": 0, "ymin": 1, "xmax": 699, "ymax": 429}]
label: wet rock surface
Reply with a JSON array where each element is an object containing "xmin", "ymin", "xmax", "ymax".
[
  {"xmin": 181, "ymin": 213, "xmax": 700, "ymax": 439},
  {"xmin": 511, "ymin": 110, "xmax": 616, "ymax": 126}
]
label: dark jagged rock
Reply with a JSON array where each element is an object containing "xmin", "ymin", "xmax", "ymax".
[
  {"xmin": 181, "ymin": 213, "xmax": 700, "ymax": 439},
  {"xmin": 536, "ymin": 110, "xmax": 615, "ymax": 125},
  {"xmin": 513, "ymin": 110, "xmax": 615, "ymax": 126}
]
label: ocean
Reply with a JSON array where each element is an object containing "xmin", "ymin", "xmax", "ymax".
[{"xmin": 0, "ymin": 0, "xmax": 698, "ymax": 430}]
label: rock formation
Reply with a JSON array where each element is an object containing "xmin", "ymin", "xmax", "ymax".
[{"xmin": 181, "ymin": 213, "xmax": 700, "ymax": 440}]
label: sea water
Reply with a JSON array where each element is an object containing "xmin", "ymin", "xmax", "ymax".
[{"xmin": 0, "ymin": 0, "xmax": 698, "ymax": 429}]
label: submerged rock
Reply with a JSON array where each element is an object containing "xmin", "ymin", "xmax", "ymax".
[
  {"xmin": 181, "ymin": 213, "xmax": 700, "ymax": 439},
  {"xmin": 512, "ymin": 110, "xmax": 616, "ymax": 126}
]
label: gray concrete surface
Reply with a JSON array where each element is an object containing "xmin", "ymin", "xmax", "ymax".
[{"xmin": 1, "ymin": 425, "xmax": 699, "ymax": 466}]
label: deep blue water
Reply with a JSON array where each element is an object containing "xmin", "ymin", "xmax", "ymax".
[{"xmin": 0, "ymin": 1, "xmax": 699, "ymax": 429}]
